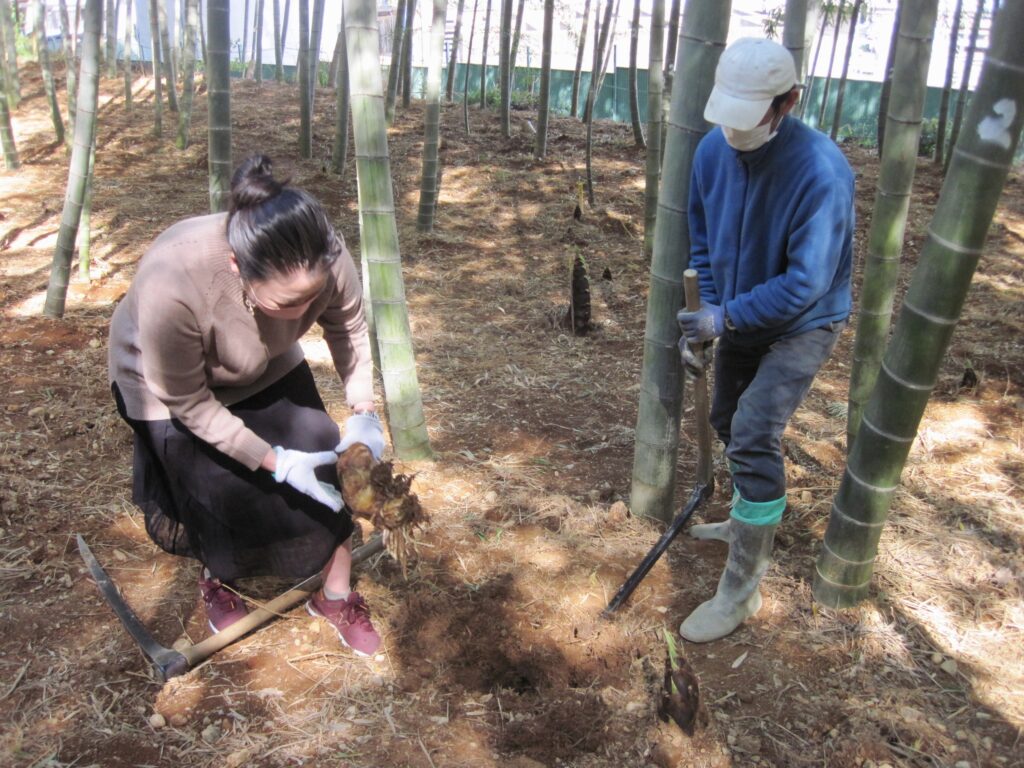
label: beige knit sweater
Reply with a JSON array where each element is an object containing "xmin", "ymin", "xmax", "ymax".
[{"xmin": 109, "ymin": 213, "xmax": 374, "ymax": 471}]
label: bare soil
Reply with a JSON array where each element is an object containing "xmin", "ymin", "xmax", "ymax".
[{"xmin": 0, "ymin": 63, "xmax": 1022, "ymax": 768}]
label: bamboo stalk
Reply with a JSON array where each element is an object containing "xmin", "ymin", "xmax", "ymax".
[
  {"xmin": 814, "ymin": 0, "xmax": 1024, "ymax": 607},
  {"xmin": 35, "ymin": 0, "xmax": 65, "ymax": 145},
  {"xmin": 332, "ymin": 25, "xmax": 349, "ymax": 175},
  {"xmin": 344, "ymin": 0, "xmax": 432, "ymax": 460},
  {"xmin": 462, "ymin": 0, "xmax": 478, "ymax": 133},
  {"xmin": 0, "ymin": 48, "xmax": 16, "ymax": 169},
  {"xmin": 534, "ymin": 0, "xmax": 552, "ymax": 159},
  {"xmin": 630, "ymin": 0, "xmax": 731, "ymax": 522},
  {"xmin": 176, "ymin": 0, "xmax": 199, "ymax": 148},
  {"xmin": 444, "ymin": 0, "xmax": 466, "ymax": 101},
  {"xmin": 628, "ymin": 0, "xmax": 645, "ymax": 148},
  {"xmin": 385, "ymin": 0, "xmax": 406, "ymax": 123},
  {"xmin": 847, "ymin": 0, "xmax": 939, "ymax": 447},
  {"xmin": 149, "ymin": 0, "xmax": 163, "ymax": 134},
  {"xmin": 643, "ymin": 0, "xmax": 664, "ymax": 259},
  {"xmin": 416, "ymin": 0, "xmax": 447, "ymax": 232},
  {"xmin": 498, "ymin": 0, "xmax": 512, "ymax": 136},
  {"xmin": 43, "ymin": 0, "xmax": 101, "ymax": 319},
  {"xmin": 206, "ymin": 0, "xmax": 231, "ymax": 212}
]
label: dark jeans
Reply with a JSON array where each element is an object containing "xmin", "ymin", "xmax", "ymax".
[{"xmin": 710, "ymin": 323, "xmax": 844, "ymax": 503}]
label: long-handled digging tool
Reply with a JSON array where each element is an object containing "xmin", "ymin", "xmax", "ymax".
[
  {"xmin": 604, "ymin": 270, "xmax": 715, "ymax": 616},
  {"xmin": 77, "ymin": 534, "xmax": 385, "ymax": 681}
]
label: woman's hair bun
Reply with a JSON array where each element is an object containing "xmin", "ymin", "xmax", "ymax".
[{"xmin": 229, "ymin": 154, "xmax": 285, "ymax": 212}]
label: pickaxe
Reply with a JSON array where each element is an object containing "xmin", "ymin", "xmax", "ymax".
[
  {"xmin": 604, "ymin": 269, "xmax": 715, "ymax": 615},
  {"xmin": 77, "ymin": 533, "xmax": 385, "ymax": 681}
]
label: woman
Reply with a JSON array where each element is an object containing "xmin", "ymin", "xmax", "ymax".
[{"xmin": 108, "ymin": 155, "xmax": 385, "ymax": 656}]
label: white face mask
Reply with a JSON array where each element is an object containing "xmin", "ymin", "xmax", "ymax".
[{"xmin": 722, "ymin": 120, "xmax": 779, "ymax": 152}]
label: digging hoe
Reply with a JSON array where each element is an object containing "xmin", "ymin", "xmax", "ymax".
[
  {"xmin": 604, "ymin": 270, "xmax": 715, "ymax": 616},
  {"xmin": 77, "ymin": 534, "xmax": 385, "ymax": 681}
]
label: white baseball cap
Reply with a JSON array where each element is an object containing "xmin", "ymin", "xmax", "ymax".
[{"xmin": 704, "ymin": 38, "xmax": 798, "ymax": 131}]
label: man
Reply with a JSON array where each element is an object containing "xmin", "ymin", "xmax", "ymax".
[{"xmin": 676, "ymin": 38, "xmax": 855, "ymax": 643}]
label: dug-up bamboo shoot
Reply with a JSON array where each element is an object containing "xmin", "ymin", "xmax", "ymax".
[{"xmin": 338, "ymin": 444, "xmax": 427, "ymax": 574}]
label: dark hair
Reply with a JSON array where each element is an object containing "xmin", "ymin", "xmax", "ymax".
[
  {"xmin": 770, "ymin": 87, "xmax": 798, "ymax": 113},
  {"xmin": 226, "ymin": 155, "xmax": 339, "ymax": 281}
]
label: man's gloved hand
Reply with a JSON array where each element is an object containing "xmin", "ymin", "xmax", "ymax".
[
  {"xmin": 273, "ymin": 447, "xmax": 343, "ymax": 512},
  {"xmin": 679, "ymin": 338, "xmax": 715, "ymax": 376},
  {"xmin": 676, "ymin": 302, "xmax": 725, "ymax": 344},
  {"xmin": 335, "ymin": 412, "xmax": 385, "ymax": 461}
]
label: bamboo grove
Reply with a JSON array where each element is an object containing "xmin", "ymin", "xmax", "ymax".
[{"xmin": 7, "ymin": 0, "xmax": 1020, "ymax": 601}]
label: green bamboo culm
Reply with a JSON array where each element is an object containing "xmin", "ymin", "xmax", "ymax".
[
  {"xmin": 462, "ymin": 0, "xmax": 478, "ymax": 134},
  {"xmin": 308, "ymin": 0, "xmax": 325, "ymax": 111},
  {"xmin": 829, "ymin": 0, "xmax": 863, "ymax": 142},
  {"xmin": 533, "ymin": 0, "xmax": 553, "ymax": 160},
  {"xmin": 782, "ymin": 0, "xmax": 810, "ymax": 81},
  {"xmin": 847, "ymin": 0, "xmax": 939, "ymax": 447},
  {"xmin": 569, "ymin": 0, "xmax": 591, "ymax": 119},
  {"xmin": 273, "ymin": 0, "xmax": 284, "ymax": 82},
  {"xmin": 628, "ymin": 0, "xmax": 645, "ymax": 148},
  {"xmin": 298, "ymin": 0, "xmax": 312, "ymax": 158},
  {"xmin": 104, "ymin": 0, "xmax": 116, "ymax": 77},
  {"xmin": 149, "ymin": 0, "xmax": 164, "ymax": 136},
  {"xmin": 0, "ymin": 37, "xmax": 17, "ymax": 169},
  {"xmin": 34, "ymin": 0, "xmax": 65, "ymax": 146},
  {"xmin": 945, "ymin": 0, "xmax": 986, "ymax": 174},
  {"xmin": 643, "ymin": 0, "xmax": 665, "ymax": 259},
  {"xmin": 400, "ymin": 0, "xmax": 416, "ymax": 108},
  {"xmin": 584, "ymin": 0, "xmax": 616, "ymax": 207},
  {"xmin": 156, "ymin": 0, "xmax": 178, "ymax": 112},
  {"xmin": 254, "ymin": 0, "xmax": 265, "ymax": 84},
  {"xmin": 817, "ymin": 0, "xmax": 845, "ymax": 130},
  {"xmin": 332, "ymin": 14, "xmax": 350, "ymax": 175},
  {"xmin": 814, "ymin": 0, "xmax": 1024, "ymax": 608},
  {"xmin": 498, "ymin": 0, "xmax": 512, "ymax": 137},
  {"xmin": 444, "ymin": 0, "xmax": 466, "ymax": 102},
  {"xmin": 384, "ymin": 0, "xmax": 406, "ymax": 125},
  {"xmin": 43, "ymin": 0, "xmax": 102, "ymax": 319},
  {"xmin": 206, "ymin": 0, "xmax": 231, "ymax": 213},
  {"xmin": 176, "ymin": 0, "xmax": 199, "ymax": 149},
  {"xmin": 58, "ymin": 0, "xmax": 76, "ymax": 133},
  {"xmin": 344, "ymin": 0, "xmax": 432, "ymax": 460},
  {"xmin": 122, "ymin": 0, "xmax": 134, "ymax": 113},
  {"xmin": 479, "ymin": 0, "xmax": 492, "ymax": 109},
  {"xmin": 630, "ymin": 0, "xmax": 731, "ymax": 522},
  {"xmin": 509, "ymin": 0, "xmax": 525, "ymax": 82},
  {"xmin": 933, "ymin": 0, "xmax": 963, "ymax": 167},
  {"xmin": 0, "ymin": 0, "xmax": 21, "ymax": 109},
  {"xmin": 416, "ymin": 0, "xmax": 447, "ymax": 232},
  {"xmin": 78, "ymin": 141, "xmax": 95, "ymax": 281}
]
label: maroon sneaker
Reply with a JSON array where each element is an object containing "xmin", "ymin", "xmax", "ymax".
[
  {"xmin": 198, "ymin": 574, "xmax": 249, "ymax": 634},
  {"xmin": 307, "ymin": 590, "xmax": 381, "ymax": 656}
]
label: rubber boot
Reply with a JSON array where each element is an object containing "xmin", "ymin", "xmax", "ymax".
[
  {"xmin": 679, "ymin": 518, "xmax": 777, "ymax": 643},
  {"xmin": 688, "ymin": 485, "xmax": 739, "ymax": 543}
]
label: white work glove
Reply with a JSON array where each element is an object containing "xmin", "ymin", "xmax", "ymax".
[
  {"xmin": 335, "ymin": 412, "xmax": 385, "ymax": 460},
  {"xmin": 273, "ymin": 447, "xmax": 343, "ymax": 512}
]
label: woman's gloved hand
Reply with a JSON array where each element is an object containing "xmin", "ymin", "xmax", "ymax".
[
  {"xmin": 273, "ymin": 447, "xmax": 343, "ymax": 512},
  {"xmin": 335, "ymin": 412, "xmax": 385, "ymax": 460}
]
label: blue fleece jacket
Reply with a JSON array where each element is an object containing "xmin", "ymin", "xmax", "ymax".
[{"xmin": 688, "ymin": 116, "xmax": 855, "ymax": 345}]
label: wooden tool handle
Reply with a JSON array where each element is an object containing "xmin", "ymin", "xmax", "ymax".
[
  {"xmin": 683, "ymin": 269, "xmax": 702, "ymax": 315},
  {"xmin": 681, "ymin": 268, "xmax": 713, "ymax": 488}
]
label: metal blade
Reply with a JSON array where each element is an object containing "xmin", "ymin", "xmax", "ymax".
[{"xmin": 76, "ymin": 535, "xmax": 189, "ymax": 680}]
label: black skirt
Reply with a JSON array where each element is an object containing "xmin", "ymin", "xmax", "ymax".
[{"xmin": 112, "ymin": 362, "xmax": 354, "ymax": 581}]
